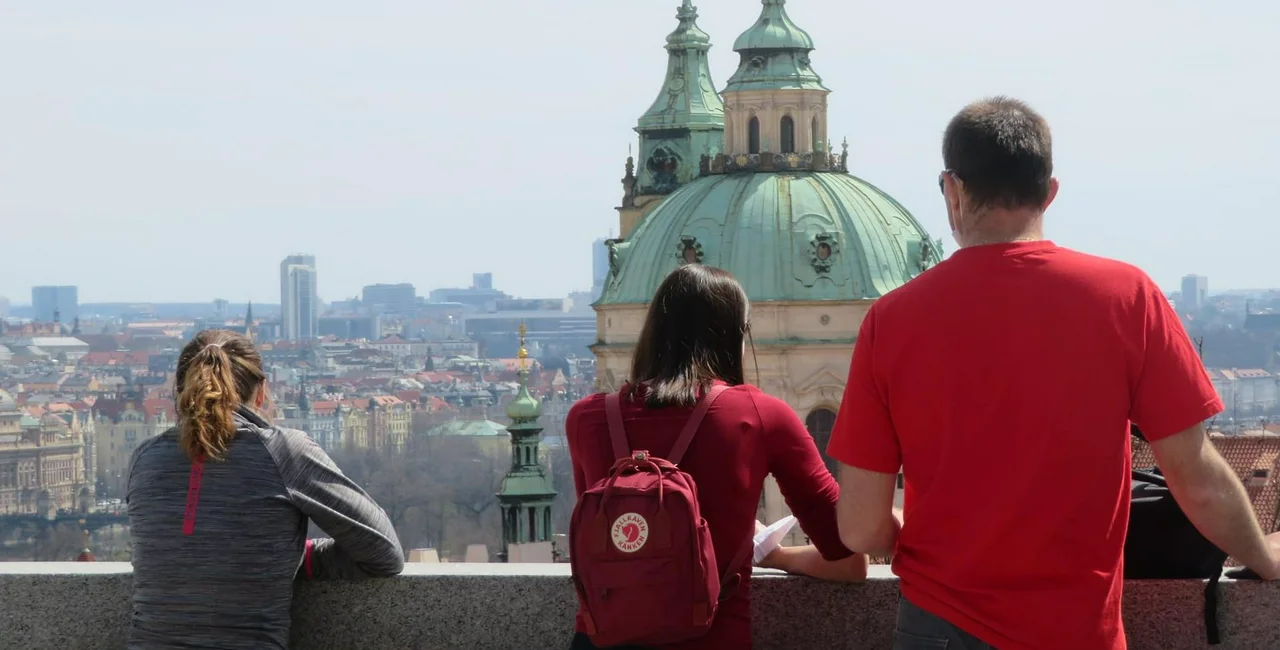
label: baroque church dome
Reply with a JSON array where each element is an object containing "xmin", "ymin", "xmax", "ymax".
[
  {"xmin": 601, "ymin": 0, "xmax": 941, "ymax": 306},
  {"xmin": 599, "ymin": 170, "xmax": 941, "ymax": 304}
]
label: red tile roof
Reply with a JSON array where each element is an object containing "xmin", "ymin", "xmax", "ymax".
[
  {"xmin": 309, "ymin": 400, "xmax": 340, "ymax": 415},
  {"xmin": 396, "ymin": 390, "xmax": 423, "ymax": 404},
  {"xmin": 142, "ymin": 398, "xmax": 177, "ymax": 423},
  {"xmin": 81, "ymin": 351, "xmax": 150, "ymax": 367}
]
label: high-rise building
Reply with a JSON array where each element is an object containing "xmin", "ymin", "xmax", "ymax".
[
  {"xmin": 31, "ymin": 285, "xmax": 78, "ymax": 323},
  {"xmin": 280, "ymin": 255, "xmax": 318, "ymax": 341},
  {"xmin": 591, "ymin": 238, "xmax": 610, "ymax": 299},
  {"xmin": 473, "ymin": 273, "xmax": 494, "ymax": 291},
  {"xmin": 362, "ymin": 283, "xmax": 417, "ymax": 315},
  {"xmin": 1180, "ymin": 274, "xmax": 1208, "ymax": 314},
  {"xmin": 0, "ymin": 296, "xmax": 9, "ymax": 319},
  {"xmin": 319, "ymin": 315, "xmax": 381, "ymax": 340}
]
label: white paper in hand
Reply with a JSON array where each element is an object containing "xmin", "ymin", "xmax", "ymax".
[{"xmin": 752, "ymin": 515, "xmax": 798, "ymax": 566}]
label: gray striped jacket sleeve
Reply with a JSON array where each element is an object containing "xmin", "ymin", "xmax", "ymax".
[{"xmin": 264, "ymin": 428, "xmax": 405, "ymax": 580}]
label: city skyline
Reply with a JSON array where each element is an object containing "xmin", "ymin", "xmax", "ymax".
[{"xmin": 1, "ymin": 1, "xmax": 1277, "ymax": 303}]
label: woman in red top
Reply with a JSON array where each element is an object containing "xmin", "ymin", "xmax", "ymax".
[{"xmin": 567, "ymin": 265, "xmax": 866, "ymax": 650}]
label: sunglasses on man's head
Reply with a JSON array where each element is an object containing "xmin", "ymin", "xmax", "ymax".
[{"xmin": 938, "ymin": 170, "xmax": 959, "ymax": 195}]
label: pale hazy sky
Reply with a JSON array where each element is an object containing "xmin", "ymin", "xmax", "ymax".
[{"xmin": 1, "ymin": 0, "xmax": 1277, "ymax": 304}]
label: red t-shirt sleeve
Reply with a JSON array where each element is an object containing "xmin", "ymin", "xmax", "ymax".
[
  {"xmin": 826, "ymin": 308, "xmax": 901, "ymax": 474},
  {"xmin": 754, "ymin": 391, "xmax": 852, "ymax": 561},
  {"xmin": 1129, "ymin": 277, "xmax": 1224, "ymax": 441}
]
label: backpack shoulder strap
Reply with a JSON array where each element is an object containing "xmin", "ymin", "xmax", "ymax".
[
  {"xmin": 668, "ymin": 384, "xmax": 730, "ymax": 465},
  {"xmin": 717, "ymin": 534, "xmax": 757, "ymax": 602},
  {"xmin": 604, "ymin": 390, "xmax": 630, "ymax": 461}
]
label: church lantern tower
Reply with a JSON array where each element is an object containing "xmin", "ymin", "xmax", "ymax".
[
  {"xmin": 496, "ymin": 324, "xmax": 557, "ymax": 559},
  {"xmin": 721, "ymin": 0, "xmax": 830, "ymax": 158},
  {"xmin": 618, "ymin": 0, "xmax": 726, "ymax": 239}
]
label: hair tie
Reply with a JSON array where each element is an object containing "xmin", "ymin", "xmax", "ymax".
[{"xmin": 204, "ymin": 343, "xmax": 224, "ymax": 351}]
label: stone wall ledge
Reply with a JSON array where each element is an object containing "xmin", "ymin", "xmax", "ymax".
[{"xmin": 3, "ymin": 563, "xmax": 1280, "ymax": 649}]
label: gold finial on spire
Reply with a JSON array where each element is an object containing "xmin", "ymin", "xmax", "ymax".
[{"xmin": 518, "ymin": 322, "xmax": 528, "ymax": 370}]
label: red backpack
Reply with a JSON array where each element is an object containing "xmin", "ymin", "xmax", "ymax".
[{"xmin": 570, "ymin": 384, "xmax": 752, "ymax": 648}]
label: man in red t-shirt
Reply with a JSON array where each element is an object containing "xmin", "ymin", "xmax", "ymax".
[{"xmin": 826, "ymin": 96, "xmax": 1280, "ymax": 650}]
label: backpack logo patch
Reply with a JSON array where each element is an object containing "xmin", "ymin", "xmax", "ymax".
[{"xmin": 611, "ymin": 512, "xmax": 649, "ymax": 553}]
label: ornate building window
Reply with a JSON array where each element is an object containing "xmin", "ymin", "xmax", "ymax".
[
  {"xmin": 748, "ymin": 117, "xmax": 761, "ymax": 154},
  {"xmin": 812, "ymin": 116, "xmax": 820, "ymax": 150},
  {"xmin": 780, "ymin": 116, "xmax": 796, "ymax": 154},
  {"xmin": 809, "ymin": 233, "xmax": 839, "ymax": 274},
  {"xmin": 805, "ymin": 408, "xmax": 839, "ymax": 475},
  {"xmin": 678, "ymin": 236, "xmax": 705, "ymax": 264}
]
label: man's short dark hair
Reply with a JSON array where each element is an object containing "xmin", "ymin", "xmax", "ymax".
[{"xmin": 943, "ymin": 97, "xmax": 1053, "ymax": 210}]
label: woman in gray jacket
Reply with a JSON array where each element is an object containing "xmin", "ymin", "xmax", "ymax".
[{"xmin": 127, "ymin": 329, "xmax": 404, "ymax": 649}]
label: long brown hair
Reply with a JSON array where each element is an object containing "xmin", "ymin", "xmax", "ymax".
[
  {"xmin": 630, "ymin": 264, "xmax": 755, "ymax": 408},
  {"xmin": 174, "ymin": 329, "xmax": 265, "ymax": 460}
]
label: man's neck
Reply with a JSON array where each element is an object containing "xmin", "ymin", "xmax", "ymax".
[
  {"xmin": 961, "ymin": 234, "xmax": 1043, "ymax": 248},
  {"xmin": 958, "ymin": 209, "xmax": 1044, "ymax": 249}
]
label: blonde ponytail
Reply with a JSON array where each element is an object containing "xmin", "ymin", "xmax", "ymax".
[{"xmin": 174, "ymin": 331, "xmax": 266, "ymax": 461}]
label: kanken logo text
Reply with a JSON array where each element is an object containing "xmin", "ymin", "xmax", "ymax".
[{"xmin": 610, "ymin": 512, "xmax": 649, "ymax": 553}]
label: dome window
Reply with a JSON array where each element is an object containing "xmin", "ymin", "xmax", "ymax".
[
  {"xmin": 809, "ymin": 233, "xmax": 839, "ymax": 274},
  {"xmin": 678, "ymin": 236, "xmax": 704, "ymax": 265},
  {"xmin": 748, "ymin": 117, "xmax": 761, "ymax": 154}
]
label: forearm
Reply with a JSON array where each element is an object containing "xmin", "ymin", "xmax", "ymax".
[
  {"xmin": 301, "ymin": 533, "xmax": 405, "ymax": 580},
  {"xmin": 1168, "ymin": 456, "xmax": 1276, "ymax": 577},
  {"xmin": 762, "ymin": 545, "xmax": 868, "ymax": 582}
]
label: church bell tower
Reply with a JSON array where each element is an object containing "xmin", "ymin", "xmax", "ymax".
[{"xmin": 618, "ymin": 0, "xmax": 725, "ymax": 239}]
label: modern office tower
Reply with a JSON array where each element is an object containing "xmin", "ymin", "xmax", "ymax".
[
  {"xmin": 31, "ymin": 285, "xmax": 78, "ymax": 323},
  {"xmin": 280, "ymin": 255, "xmax": 318, "ymax": 341}
]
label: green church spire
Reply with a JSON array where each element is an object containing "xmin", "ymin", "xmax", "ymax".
[
  {"xmin": 725, "ymin": 0, "xmax": 828, "ymax": 93},
  {"xmin": 634, "ymin": 1, "xmax": 725, "ymax": 196},
  {"xmin": 496, "ymin": 323, "xmax": 557, "ymax": 561}
]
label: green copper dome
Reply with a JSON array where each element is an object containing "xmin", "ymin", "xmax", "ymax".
[
  {"xmin": 733, "ymin": 0, "xmax": 814, "ymax": 52},
  {"xmin": 506, "ymin": 371, "xmax": 541, "ymax": 424},
  {"xmin": 598, "ymin": 172, "xmax": 943, "ymax": 305}
]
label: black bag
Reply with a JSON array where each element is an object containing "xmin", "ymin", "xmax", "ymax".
[{"xmin": 1125, "ymin": 425, "xmax": 1230, "ymax": 644}]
